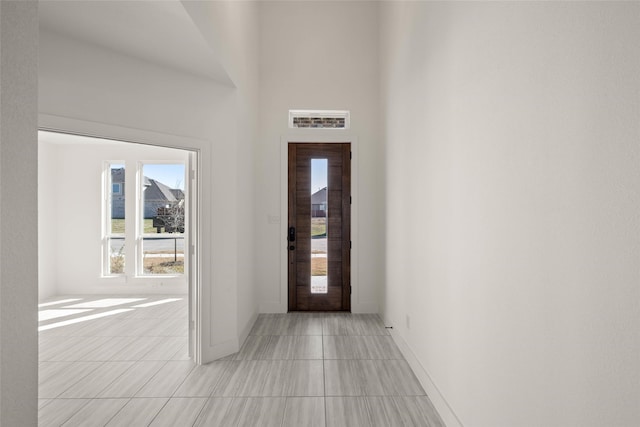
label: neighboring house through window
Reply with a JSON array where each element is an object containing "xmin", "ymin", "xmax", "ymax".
[
  {"xmin": 103, "ymin": 161, "xmax": 186, "ymax": 277},
  {"xmin": 311, "ymin": 186, "xmax": 327, "ymax": 218},
  {"xmin": 105, "ymin": 163, "xmax": 126, "ymax": 275}
]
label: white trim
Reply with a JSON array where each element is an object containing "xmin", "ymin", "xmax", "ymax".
[
  {"xmin": 38, "ymin": 113, "xmax": 208, "ymax": 366},
  {"xmin": 387, "ymin": 325, "xmax": 464, "ymax": 427},
  {"xmin": 279, "ymin": 132, "xmax": 359, "ymax": 312},
  {"xmin": 239, "ymin": 310, "xmax": 259, "ymax": 351},
  {"xmin": 203, "ymin": 339, "xmax": 237, "ymax": 362}
]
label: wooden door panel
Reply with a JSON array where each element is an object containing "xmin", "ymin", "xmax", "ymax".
[{"xmin": 288, "ymin": 143, "xmax": 350, "ymax": 311}]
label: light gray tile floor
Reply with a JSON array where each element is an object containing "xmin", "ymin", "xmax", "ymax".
[{"xmin": 39, "ymin": 295, "xmax": 444, "ymax": 426}]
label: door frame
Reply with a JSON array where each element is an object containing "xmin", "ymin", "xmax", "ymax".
[
  {"xmin": 39, "ymin": 114, "xmax": 205, "ymax": 364},
  {"xmin": 278, "ymin": 134, "xmax": 360, "ymax": 313}
]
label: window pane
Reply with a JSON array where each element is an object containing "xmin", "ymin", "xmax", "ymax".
[
  {"xmin": 109, "ymin": 237, "xmax": 125, "ymax": 274},
  {"xmin": 142, "ymin": 164, "xmax": 186, "ymax": 235},
  {"xmin": 110, "ymin": 164, "xmax": 125, "ymax": 234},
  {"xmin": 311, "ymin": 159, "xmax": 328, "ymax": 294},
  {"xmin": 142, "ymin": 237, "xmax": 184, "ymax": 275}
]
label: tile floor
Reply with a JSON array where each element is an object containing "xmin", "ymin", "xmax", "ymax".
[{"xmin": 39, "ymin": 295, "xmax": 444, "ymax": 426}]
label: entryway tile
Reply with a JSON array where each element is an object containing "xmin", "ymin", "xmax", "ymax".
[
  {"xmin": 135, "ymin": 360, "xmax": 195, "ymax": 397},
  {"xmin": 61, "ymin": 398, "xmax": 128, "ymax": 427},
  {"xmin": 38, "ymin": 398, "xmax": 90, "ymax": 427},
  {"xmin": 99, "ymin": 360, "xmax": 167, "ymax": 398},
  {"xmin": 39, "ymin": 297, "xmax": 444, "ymax": 426},
  {"xmin": 105, "ymin": 398, "xmax": 168, "ymax": 426},
  {"xmin": 282, "ymin": 397, "xmax": 325, "ymax": 427},
  {"xmin": 148, "ymin": 397, "xmax": 207, "ymax": 426}
]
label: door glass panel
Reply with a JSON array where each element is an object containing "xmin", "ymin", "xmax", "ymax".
[{"xmin": 311, "ymin": 159, "xmax": 328, "ymax": 293}]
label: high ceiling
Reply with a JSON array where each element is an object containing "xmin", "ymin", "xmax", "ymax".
[{"xmin": 39, "ymin": 0, "xmax": 231, "ymax": 84}]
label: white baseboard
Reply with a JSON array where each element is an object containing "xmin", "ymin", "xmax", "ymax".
[
  {"xmin": 351, "ymin": 301, "xmax": 379, "ymax": 313},
  {"xmin": 203, "ymin": 339, "xmax": 238, "ymax": 363},
  {"xmin": 259, "ymin": 301, "xmax": 286, "ymax": 313},
  {"xmin": 239, "ymin": 310, "xmax": 259, "ymax": 348},
  {"xmin": 388, "ymin": 328, "xmax": 464, "ymax": 427}
]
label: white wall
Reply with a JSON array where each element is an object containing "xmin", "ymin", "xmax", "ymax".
[
  {"xmin": 0, "ymin": 2, "xmax": 38, "ymax": 425},
  {"xmin": 39, "ymin": 136, "xmax": 190, "ymax": 296},
  {"xmin": 181, "ymin": 0, "xmax": 261, "ymax": 352},
  {"xmin": 380, "ymin": 2, "xmax": 640, "ymax": 426},
  {"xmin": 257, "ymin": 1, "xmax": 383, "ymax": 312},
  {"xmin": 39, "ymin": 9, "xmax": 259, "ymax": 362}
]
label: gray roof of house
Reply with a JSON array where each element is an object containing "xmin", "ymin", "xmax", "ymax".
[
  {"xmin": 145, "ymin": 179, "xmax": 183, "ymax": 203},
  {"xmin": 111, "ymin": 169, "xmax": 183, "ymax": 203},
  {"xmin": 311, "ymin": 187, "xmax": 327, "ymax": 204}
]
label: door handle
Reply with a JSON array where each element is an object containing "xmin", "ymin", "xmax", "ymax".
[{"xmin": 288, "ymin": 226, "xmax": 296, "ymax": 242}]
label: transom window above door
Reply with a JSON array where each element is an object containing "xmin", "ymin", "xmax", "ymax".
[{"xmin": 289, "ymin": 110, "xmax": 350, "ymax": 129}]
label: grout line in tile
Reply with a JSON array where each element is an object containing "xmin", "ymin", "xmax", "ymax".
[
  {"xmin": 48, "ymin": 361, "xmax": 105, "ymax": 399},
  {"xmin": 190, "ymin": 397, "xmax": 209, "ymax": 427},
  {"xmin": 146, "ymin": 396, "xmax": 172, "ymax": 426},
  {"xmin": 53, "ymin": 398, "xmax": 93, "ymax": 427},
  {"xmin": 101, "ymin": 397, "xmax": 134, "ymax": 426}
]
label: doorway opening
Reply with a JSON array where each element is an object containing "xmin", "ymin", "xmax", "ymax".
[{"xmin": 37, "ymin": 131, "xmax": 198, "ymax": 369}]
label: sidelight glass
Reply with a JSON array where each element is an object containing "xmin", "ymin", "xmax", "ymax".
[
  {"xmin": 311, "ymin": 159, "xmax": 328, "ymax": 293},
  {"xmin": 106, "ymin": 163, "xmax": 125, "ymax": 275}
]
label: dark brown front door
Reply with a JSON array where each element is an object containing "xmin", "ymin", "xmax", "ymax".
[{"xmin": 288, "ymin": 143, "xmax": 351, "ymax": 311}]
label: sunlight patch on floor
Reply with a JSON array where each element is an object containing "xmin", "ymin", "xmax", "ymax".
[
  {"xmin": 63, "ymin": 298, "xmax": 146, "ymax": 308},
  {"xmin": 132, "ymin": 298, "xmax": 183, "ymax": 308},
  {"xmin": 38, "ymin": 309, "xmax": 93, "ymax": 322},
  {"xmin": 38, "ymin": 309, "xmax": 134, "ymax": 331},
  {"xmin": 38, "ymin": 298, "xmax": 82, "ymax": 308}
]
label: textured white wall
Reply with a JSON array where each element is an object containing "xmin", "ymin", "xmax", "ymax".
[
  {"xmin": 380, "ymin": 2, "xmax": 640, "ymax": 426},
  {"xmin": 257, "ymin": 1, "xmax": 383, "ymax": 312},
  {"xmin": 0, "ymin": 2, "xmax": 38, "ymax": 425}
]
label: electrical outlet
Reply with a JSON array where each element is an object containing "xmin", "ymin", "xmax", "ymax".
[
  {"xmin": 406, "ymin": 315, "xmax": 411, "ymax": 330},
  {"xmin": 267, "ymin": 214, "xmax": 280, "ymax": 224}
]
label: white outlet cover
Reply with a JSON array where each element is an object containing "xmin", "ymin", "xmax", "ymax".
[{"xmin": 267, "ymin": 214, "xmax": 280, "ymax": 224}]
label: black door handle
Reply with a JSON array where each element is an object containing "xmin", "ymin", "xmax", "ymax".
[{"xmin": 288, "ymin": 226, "xmax": 296, "ymax": 242}]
